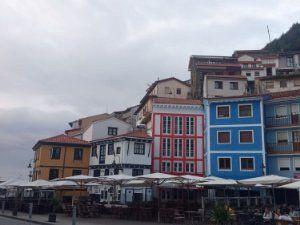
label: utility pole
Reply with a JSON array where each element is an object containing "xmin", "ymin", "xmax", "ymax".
[{"xmin": 267, "ymin": 25, "xmax": 271, "ymax": 43}]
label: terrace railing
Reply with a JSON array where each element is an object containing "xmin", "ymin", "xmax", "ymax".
[
  {"xmin": 267, "ymin": 142, "xmax": 300, "ymax": 154},
  {"xmin": 265, "ymin": 114, "xmax": 300, "ymax": 127}
]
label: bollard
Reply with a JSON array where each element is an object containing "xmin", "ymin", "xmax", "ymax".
[
  {"xmin": 1, "ymin": 201, "xmax": 4, "ymax": 213},
  {"xmin": 72, "ymin": 205, "xmax": 76, "ymax": 225},
  {"xmin": 29, "ymin": 202, "xmax": 33, "ymax": 221}
]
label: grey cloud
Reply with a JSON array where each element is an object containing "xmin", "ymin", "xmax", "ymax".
[{"xmin": 0, "ymin": 0, "xmax": 300, "ymax": 178}]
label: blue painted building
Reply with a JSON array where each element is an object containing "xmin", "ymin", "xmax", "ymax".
[
  {"xmin": 264, "ymin": 90, "xmax": 300, "ymax": 178},
  {"xmin": 204, "ymin": 96, "xmax": 266, "ymax": 179}
]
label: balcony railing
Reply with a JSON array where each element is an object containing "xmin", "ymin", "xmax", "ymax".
[
  {"xmin": 265, "ymin": 114, "xmax": 300, "ymax": 127},
  {"xmin": 267, "ymin": 142, "xmax": 300, "ymax": 154}
]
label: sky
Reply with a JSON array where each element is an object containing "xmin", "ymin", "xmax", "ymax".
[{"xmin": 0, "ymin": 0, "xmax": 300, "ymax": 180}]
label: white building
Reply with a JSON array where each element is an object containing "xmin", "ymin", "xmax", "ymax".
[{"xmin": 89, "ymin": 130, "xmax": 152, "ymax": 177}]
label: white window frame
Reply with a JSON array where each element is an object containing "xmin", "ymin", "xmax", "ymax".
[
  {"xmin": 174, "ymin": 116, "xmax": 183, "ymax": 135},
  {"xmin": 217, "ymin": 130, "xmax": 231, "ymax": 144},
  {"xmin": 174, "ymin": 138, "xmax": 183, "ymax": 157},
  {"xmin": 185, "ymin": 162, "xmax": 195, "ymax": 173},
  {"xmin": 239, "ymin": 157, "xmax": 255, "ymax": 171},
  {"xmin": 185, "ymin": 139, "xmax": 195, "ymax": 158},
  {"xmin": 162, "ymin": 116, "xmax": 172, "ymax": 134},
  {"xmin": 229, "ymin": 81, "xmax": 239, "ymax": 90},
  {"xmin": 274, "ymin": 105, "xmax": 288, "ymax": 118},
  {"xmin": 162, "ymin": 161, "xmax": 171, "ymax": 173},
  {"xmin": 162, "ymin": 138, "xmax": 171, "ymax": 157},
  {"xmin": 276, "ymin": 131, "xmax": 289, "ymax": 144},
  {"xmin": 173, "ymin": 162, "xmax": 183, "ymax": 173},
  {"xmin": 217, "ymin": 157, "xmax": 232, "ymax": 171},
  {"xmin": 214, "ymin": 81, "xmax": 223, "ymax": 89},
  {"xmin": 216, "ymin": 105, "xmax": 231, "ymax": 119},
  {"xmin": 239, "ymin": 130, "xmax": 254, "ymax": 144},
  {"xmin": 278, "ymin": 158, "xmax": 291, "ymax": 171},
  {"xmin": 238, "ymin": 104, "xmax": 253, "ymax": 118},
  {"xmin": 294, "ymin": 158, "xmax": 300, "ymax": 171}
]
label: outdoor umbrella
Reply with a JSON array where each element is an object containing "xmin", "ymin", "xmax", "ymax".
[
  {"xmin": 20, "ymin": 179, "xmax": 52, "ymax": 188},
  {"xmin": 133, "ymin": 172, "xmax": 178, "ymax": 222},
  {"xmin": 239, "ymin": 175, "xmax": 291, "ymax": 210},
  {"xmin": 278, "ymin": 181, "xmax": 300, "ymax": 206}
]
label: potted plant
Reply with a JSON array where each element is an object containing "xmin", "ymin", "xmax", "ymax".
[
  {"xmin": 48, "ymin": 196, "xmax": 60, "ymax": 222},
  {"xmin": 210, "ymin": 203, "xmax": 233, "ymax": 225}
]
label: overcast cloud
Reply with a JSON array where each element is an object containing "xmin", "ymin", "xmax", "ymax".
[{"xmin": 0, "ymin": 0, "xmax": 300, "ymax": 179}]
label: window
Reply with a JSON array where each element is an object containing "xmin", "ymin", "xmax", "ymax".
[
  {"xmin": 217, "ymin": 131, "xmax": 230, "ymax": 144},
  {"xmin": 218, "ymin": 158, "xmax": 231, "ymax": 171},
  {"xmin": 266, "ymin": 81, "xmax": 274, "ymax": 89},
  {"xmin": 186, "ymin": 139, "xmax": 194, "ymax": 158},
  {"xmin": 93, "ymin": 169, "xmax": 100, "ymax": 177},
  {"xmin": 295, "ymin": 79, "xmax": 300, "ymax": 87},
  {"xmin": 164, "ymin": 86, "xmax": 171, "ymax": 94},
  {"xmin": 50, "ymin": 147, "xmax": 61, "ymax": 159},
  {"xmin": 134, "ymin": 143, "xmax": 145, "ymax": 155},
  {"xmin": 230, "ymin": 82, "xmax": 238, "ymax": 90},
  {"xmin": 49, "ymin": 169, "xmax": 59, "ymax": 180},
  {"xmin": 238, "ymin": 104, "xmax": 253, "ymax": 118},
  {"xmin": 246, "ymin": 73, "xmax": 251, "ymax": 77},
  {"xmin": 277, "ymin": 131, "xmax": 288, "ymax": 144},
  {"xmin": 294, "ymin": 158, "xmax": 300, "ymax": 171},
  {"xmin": 240, "ymin": 158, "xmax": 254, "ymax": 171},
  {"xmin": 286, "ymin": 56, "xmax": 294, "ymax": 67},
  {"xmin": 162, "ymin": 161, "xmax": 171, "ymax": 173},
  {"xmin": 214, "ymin": 81, "xmax": 223, "ymax": 89},
  {"xmin": 74, "ymin": 148, "xmax": 83, "ymax": 160},
  {"xmin": 174, "ymin": 162, "xmax": 183, "ymax": 173},
  {"xmin": 108, "ymin": 127, "xmax": 118, "ymax": 136},
  {"xmin": 174, "ymin": 139, "xmax": 183, "ymax": 157},
  {"xmin": 108, "ymin": 143, "xmax": 114, "ymax": 155},
  {"xmin": 162, "ymin": 138, "xmax": 171, "ymax": 157},
  {"xmin": 186, "ymin": 117, "xmax": 195, "ymax": 135},
  {"xmin": 91, "ymin": 146, "xmax": 97, "ymax": 157},
  {"xmin": 72, "ymin": 169, "xmax": 82, "ymax": 176},
  {"xmin": 280, "ymin": 80, "xmax": 287, "ymax": 88},
  {"xmin": 176, "ymin": 88, "xmax": 181, "ymax": 95},
  {"xmin": 255, "ymin": 71, "xmax": 260, "ymax": 76},
  {"xmin": 162, "ymin": 116, "xmax": 171, "ymax": 134},
  {"xmin": 278, "ymin": 158, "xmax": 290, "ymax": 171},
  {"xmin": 239, "ymin": 130, "xmax": 254, "ymax": 143},
  {"xmin": 217, "ymin": 105, "xmax": 230, "ymax": 118},
  {"xmin": 116, "ymin": 147, "xmax": 121, "ymax": 154},
  {"xmin": 132, "ymin": 168, "xmax": 143, "ymax": 176},
  {"xmin": 185, "ymin": 162, "xmax": 194, "ymax": 173},
  {"xmin": 174, "ymin": 117, "xmax": 183, "ymax": 134},
  {"xmin": 99, "ymin": 145, "xmax": 106, "ymax": 164},
  {"xmin": 275, "ymin": 105, "xmax": 287, "ymax": 118}
]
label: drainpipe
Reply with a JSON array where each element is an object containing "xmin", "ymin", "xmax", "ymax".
[{"xmin": 62, "ymin": 146, "xmax": 67, "ymax": 178}]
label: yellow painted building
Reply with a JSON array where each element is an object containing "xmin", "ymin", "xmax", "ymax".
[{"xmin": 32, "ymin": 134, "xmax": 91, "ymax": 181}]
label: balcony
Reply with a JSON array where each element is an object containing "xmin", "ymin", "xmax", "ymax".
[
  {"xmin": 265, "ymin": 114, "xmax": 300, "ymax": 127},
  {"xmin": 267, "ymin": 142, "xmax": 300, "ymax": 154}
]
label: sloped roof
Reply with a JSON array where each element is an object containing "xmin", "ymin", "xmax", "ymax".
[
  {"xmin": 153, "ymin": 97, "xmax": 202, "ymax": 105},
  {"xmin": 267, "ymin": 89, "xmax": 300, "ymax": 100},
  {"xmin": 92, "ymin": 130, "xmax": 152, "ymax": 143},
  {"xmin": 33, "ymin": 134, "xmax": 91, "ymax": 150}
]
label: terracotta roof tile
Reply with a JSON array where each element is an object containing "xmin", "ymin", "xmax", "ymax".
[
  {"xmin": 153, "ymin": 97, "xmax": 202, "ymax": 105},
  {"xmin": 33, "ymin": 134, "xmax": 90, "ymax": 149},
  {"xmin": 267, "ymin": 89, "xmax": 300, "ymax": 100}
]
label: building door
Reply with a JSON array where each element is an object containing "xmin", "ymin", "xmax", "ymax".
[
  {"xmin": 291, "ymin": 104, "xmax": 299, "ymax": 125},
  {"xmin": 99, "ymin": 145, "xmax": 106, "ymax": 164},
  {"xmin": 266, "ymin": 67, "xmax": 272, "ymax": 76},
  {"xmin": 292, "ymin": 131, "xmax": 300, "ymax": 152}
]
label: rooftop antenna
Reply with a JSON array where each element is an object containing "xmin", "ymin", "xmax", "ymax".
[{"xmin": 267, "ymin": 25, "xmax": 271, "ymax": 43}]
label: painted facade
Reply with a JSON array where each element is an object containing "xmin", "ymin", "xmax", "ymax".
[
  {"xmin": 203, "ymin": 74, "xmax": 247, "ymax": 98},
  {"xmin": 32, "ymin": 134, "xmax": 91, "ymax": 181},
  {"xmin": 151, "ymin": 98, "xmax": 204, "ymax": 176},
  {"xmin": 265, "ymin": 90, "xmax": 300, "ymax": 178},
  {"xmin": 204, "ymin": 96, "xmax": 265, "ymax": 179},
  {"xmin": 89, "ymin": 130, "xmax": 152, "ymax": 177}
]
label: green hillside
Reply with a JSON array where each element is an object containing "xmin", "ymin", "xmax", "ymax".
[{"xmin": 263, "ymin": 23, "xmax": 300, "ymax": 53}]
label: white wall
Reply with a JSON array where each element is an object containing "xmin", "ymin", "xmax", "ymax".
[{"xmin": 83, "ymin": 117, "xmax": 133, "ymax": 141}]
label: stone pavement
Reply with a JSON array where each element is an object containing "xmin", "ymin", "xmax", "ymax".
[{"xmin": 0, "ymin": 210, "xmax": 162, "ymax": 225}]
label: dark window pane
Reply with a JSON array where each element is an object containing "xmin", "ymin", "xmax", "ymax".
[
  {"xmin": 218, "ymin": 132, "xmax": 230, "ymax": 143},
  {"xmin": 240, "ymin": 131, "xmax": 253, "ymax": 143}
]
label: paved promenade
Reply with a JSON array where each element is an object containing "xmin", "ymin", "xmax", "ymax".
[{"xmin": 0, "ymin": 210, "xmax": 163, "ymax": 225}]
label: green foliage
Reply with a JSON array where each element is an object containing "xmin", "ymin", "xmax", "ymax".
[
  {"xmin": 263, "ymin": 23, "xmax": 300, "ymax": 53},
  {"xmin": 210, "ymin": 203, "xmax": 233, "ymax": 225},
  {"xmin": 51, "ymin": 195, "xmax": 60, "ymax": 213}
]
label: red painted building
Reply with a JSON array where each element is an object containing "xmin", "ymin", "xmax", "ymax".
[{"xmin": 151, "ymin": 98, "xmax": 204, "ymax": 176}]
